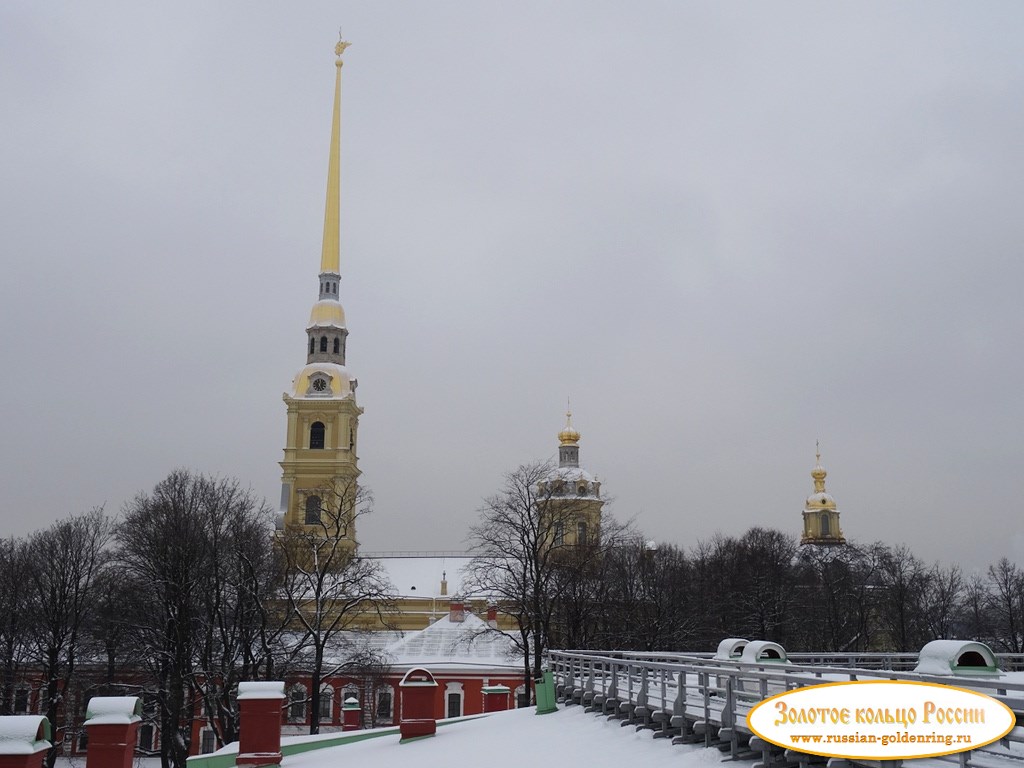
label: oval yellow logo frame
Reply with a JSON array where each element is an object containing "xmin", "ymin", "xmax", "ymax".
[{"xmin": 746, "ymin": 680, "xmax": 1016, "ymax": 760}]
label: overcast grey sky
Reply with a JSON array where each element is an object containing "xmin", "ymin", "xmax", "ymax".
[{"xmin": 1, "ymin": 2, "xmax": 1022, "ymax": 571}]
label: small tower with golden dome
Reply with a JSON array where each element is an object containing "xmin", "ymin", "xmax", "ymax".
[
  {"xmin": 800, "ymin": 445, "xmax": 845, "ymax": 546},
  {"xmin": 537, "ymin": 411, "xmax": 604, "ymax": 547},
  {"xmin": 278, "ymin": 38, "xmax": 362, "ymax": 546}
]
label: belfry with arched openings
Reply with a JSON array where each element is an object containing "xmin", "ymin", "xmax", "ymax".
[{"xmin": 799, "ymin": 447, "xmax": 846, "ymax": 546}]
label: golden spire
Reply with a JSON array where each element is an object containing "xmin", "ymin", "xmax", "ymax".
[{"xmin": 320, "ymin": 33, "xmax": 349, "ymax": 276}]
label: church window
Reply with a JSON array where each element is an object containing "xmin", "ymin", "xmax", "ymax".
[
  {"xmin": 577, "ymin": 484, "xmax": 587, "ymax": 496},
  {"xmin": 309, "ymin": 337, "xmax": 315, "ymax": 354},
  {"xmin": 333, "ymin": 337, "xmax": 340, "ymax": 354},
  {"xmin": 305, "ymin": 495, "xmax": 322, "ymax": 525},
  {"xmin": 320, "ymin": 336, "xmax": 328, "ymax": 353},
  {"xmin": 577, "ymin": 521, "xmax": 588, "ymax": 546},
  {"xmin": 553, "ymin": 522, "xmax": 564, "ymax": 546},
  {"xmin": 820, "ymin": 513, "xmax": 831, "ymax": 536},
  {"xmin": 310, "ymin": 422, "xmax": 326, "ymax": 449}
]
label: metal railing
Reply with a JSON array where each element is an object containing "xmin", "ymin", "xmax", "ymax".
[{"xmin": 549, "ymin": 650, "xmax": 1024, "ymax": 768}]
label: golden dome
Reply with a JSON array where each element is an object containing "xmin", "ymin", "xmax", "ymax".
[
  {"xmin": 307, "ymin": 300, "xmax": 346, "ymax": 329},
  {"xmin": 558, "ymin": 411, "xmax": 581, "ymax": 446},
  {"xmin": 811, "ymin": 443, "xmax": 828, "ymax": 493}
]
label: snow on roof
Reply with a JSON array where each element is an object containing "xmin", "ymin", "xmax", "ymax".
[
  {"xmin": 385, "ymin": 612, "xmax": 518, "ymax": 669},
  {"xmin": 280, "ymin": 629, "xmax": 403, "ymax": 669},
  {"xmin": 547, "ymin": 466, "xmax": 596, "ymax": 484},
  {"xmin": 369, "ymin": 555, "xmax": 474, "ymax": 599}
]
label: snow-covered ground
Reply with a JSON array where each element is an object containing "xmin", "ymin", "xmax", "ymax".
[
  {"xmin": 284, "ymin": 705, "xmax": 720, "ymax": 768},
  {"xmin": 55, "ymin": 760, "xmax": 161, "ymax": 767}
]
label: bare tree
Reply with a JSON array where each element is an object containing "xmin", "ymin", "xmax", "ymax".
[
  {"xmin": 275, "ymin": 478, "xmax": 395, "ymax": 735},
  {"xmin": 464, "ymin": 461, "xmax": 625, "ymax": 699},
  {"xmin": 118, "ymin": 470, "xmax": 275, "ymax": 768},
  {"xmin": 922, "ymin": 563, "xmax": 964, "ymax": 640},
  {"xmin": 597, "ymin": 539, "xmax": 694, "ymax": 651},
  {"xmin": 986, "ymin": 558, "xmax": 1024, "ymax": 653},
  {"xmin": 24, "ymin": 509, "xmax": 112, "ymax": 768},
  {"xmin": 191, "ymin": 481, "xmax": 277, "ymax": 751},
  {"xmin": 0, "ymin": 537, "xmax": 31, "ymax": 716},
  {"xmin": 876, "ymin": 544, "xmax": 929, "ymax": 651}
]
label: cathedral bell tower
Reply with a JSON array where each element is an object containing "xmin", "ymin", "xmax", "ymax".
[
  {"xmin": 536, "ymin": 411, "xmax": 604, "ymax": 548},
  {"xmin": 278, "ymin": 38, "xmax": 362, "ymax": 548},
  {"xmin": 800, "ymin": 446, "xmax": 845, "ymax": 546}
]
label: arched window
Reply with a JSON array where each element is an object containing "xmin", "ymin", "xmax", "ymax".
[
  {"xmin": 319, "ymin": 336, "xmax": 328, "ymax": 353},
  {"xmin": 553, "ymin": 522, "xmax": 565, "ymax": 546},
  {"xmin": 333, "ymin": 337, "xmax": 340, "ymax": 354},
  {"xmin": 13, "ymin": 687, "xmax": 29, "ymax": 715},
  {"xmin": 137, "ymin": 724, "xmax": 154, "ymax": 752},
  {"xmin": 305, "ymin": 495, "xmax": 322, "ymax": 525},
  {"xmin": 577, "ymin": 484, "xmax": 587, "ymax": 496},
  {"xmin": 376, "ymin": 686, "xmax": 394, "ymax": 723},
  {"xmin": 309, "ymin": 337, "xmax": 315, "ymax": 355},
  {"xmin": 820, "ymin": 513, "xmax": 831, "ymax": 536},
  {"xmin": 445, "ymin": 682, "xmax": 464, "ymax": 718},
  {"xmin": 318, "ymin": 685, "xmax": 334, "ymax": 724},
  {"xmin": 310, "ymin": 422, "xmax": 325, "ymax": 449},
  {"xmin": 288, "ymin": 684, "xmax": 307, "ymax": 723},
  {"xmin": 576, "ymin": 521, "xmax": 588, "ymax": 546}
]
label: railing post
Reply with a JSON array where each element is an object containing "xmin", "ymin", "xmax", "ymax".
[
  {"xmin": 724, "ymin": 675, "xmax": 737, "ymax": 758},
  {"xmin": 701, "ymin": 670, "xmax": 711, "ymax": 748}
]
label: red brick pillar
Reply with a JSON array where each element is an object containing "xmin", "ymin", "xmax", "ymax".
[
  {"xmin": 236, "ymin": 682, "xmax": 285, "ymax": 767},
  {"xmin": 0, "ymin": 716, "xmax": 51, "ymax": 768},
  {"xmin": 399, "ymin": 668, "xmax": 438, "ymax": 741},
  {"xmin": 482, "ymin": 685, "xmax": 511, "ymax": 712},
  {"xmin": 341, "ymin": 696, "xmax": 361, "ymax": 731},
  {"xmin": 85, "ymin": 697, "xmax": 142, "ymax": 768}
]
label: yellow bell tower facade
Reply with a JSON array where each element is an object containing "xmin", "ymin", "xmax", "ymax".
[
  {"xmin": 278, "ymin": 39, "xmax": 362, "ymax": 548},
  {"xmin": 800, "ymin": 446, "xmax": 845, "ymax": 546}
]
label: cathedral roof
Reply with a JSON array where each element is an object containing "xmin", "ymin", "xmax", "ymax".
[
  {"xmin": 385, "ymin": 611, "xmax": 518, "ymax": 669},
  {"xmin": 371, "ymin": 555, "xmax": 473, "ymax": 599}
]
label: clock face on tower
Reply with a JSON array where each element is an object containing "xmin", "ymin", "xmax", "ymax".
[{"xmin": 312, "ymin": 378, "xmax": 328, "ymax": 392}]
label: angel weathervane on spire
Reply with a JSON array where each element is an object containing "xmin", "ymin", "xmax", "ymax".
[{"xmin": 335, "ymin": 29, "xmax": 351, "ymax": 58}]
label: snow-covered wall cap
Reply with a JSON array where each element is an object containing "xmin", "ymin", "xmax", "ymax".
[
  {"xmin": 0, "ymin": 716, "xmax": 51, "ymax": 755},
  {"xmin": 714, "ymin": 637, "xmax": 749, "ymax": 661},
  {"xmin": 85, "ymin": 696, "xmax": 142, "ymax": 725},
  {"xmin": 739, "ymin": 640, "xmax": 788, "ymax": 664},
  {"xmin": 237, "ymin": 681, "xmax": 287, "ymax": 700},
  {"xmin": 343, "ymin": 697, "xmax": 360, "ymax": 708},
  {"xmin": 915, "ymin": 640, "xmax": 1001, "ymax": 677},
  {"xmin": 400, "ymin": 668, "xmax": 438, "ymax": 688}
]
